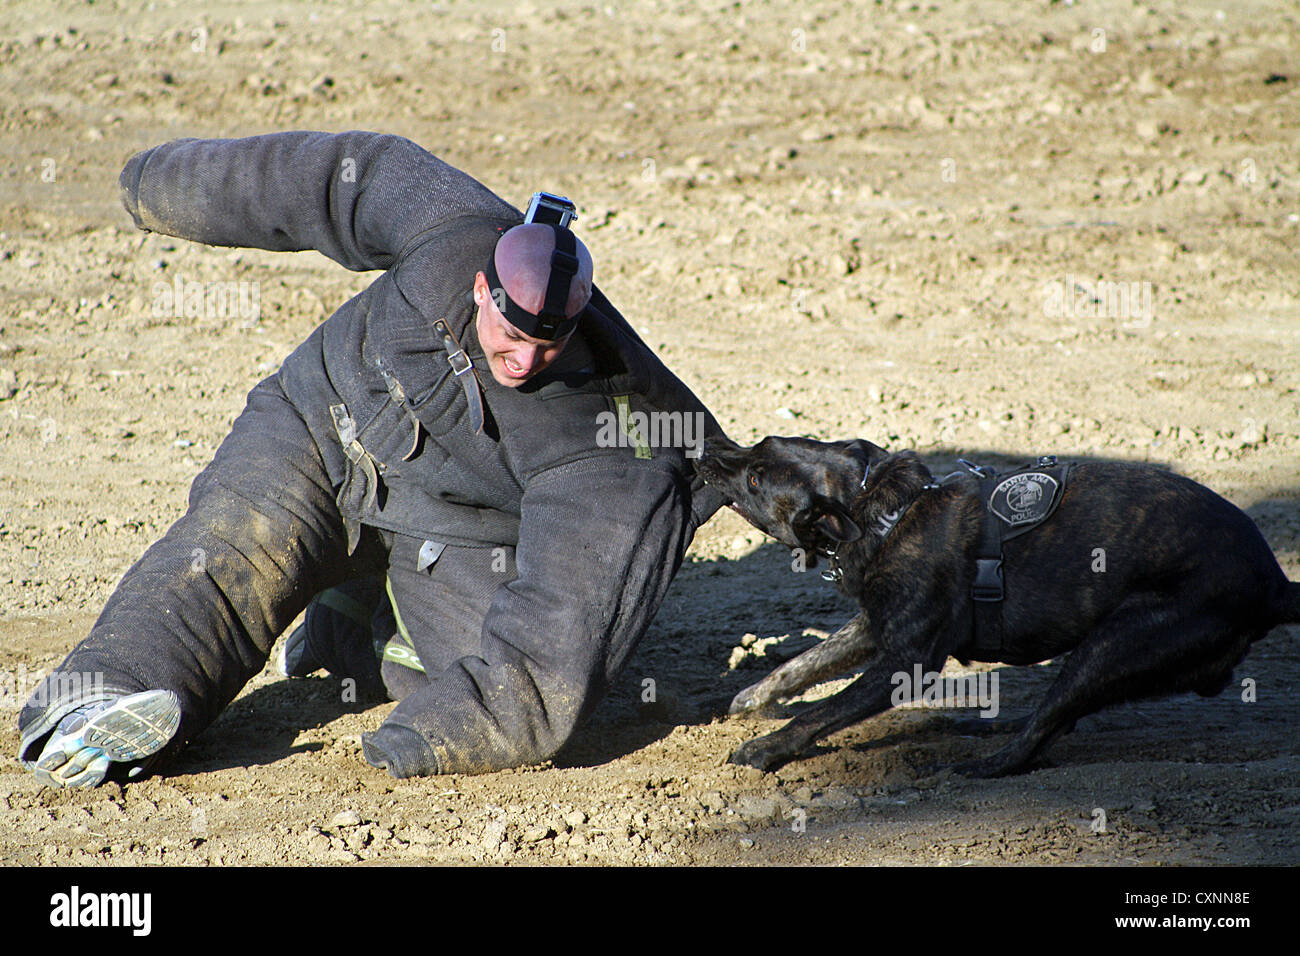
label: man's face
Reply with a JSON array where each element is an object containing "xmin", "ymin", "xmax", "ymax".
[{"xmin": 473, "ymin": 271, "xmax": 573, "ymax": 387}]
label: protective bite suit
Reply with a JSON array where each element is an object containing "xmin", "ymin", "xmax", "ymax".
[{"xmin": 18, "ymin": 131, "xmax": 725, "ymax": 778}]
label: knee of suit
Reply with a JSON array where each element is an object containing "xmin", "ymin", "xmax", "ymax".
[
  {"xmin": 380, "ymin": 650, "xmax": 605, "ymax": 775},
  {"xmin": 500, "ymin": 665, "xmax": 604, "ymax": 766}
]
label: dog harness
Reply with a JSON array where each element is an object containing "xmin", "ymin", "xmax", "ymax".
[
  {"xmin": 826, "ymin": 455, "xmax": 1072, "ymax": 659},
  {"xmin": 967, "ymin": 456, "xmax": 1072, "ymax": 659}
]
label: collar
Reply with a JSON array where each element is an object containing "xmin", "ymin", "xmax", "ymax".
[
  {"xmin": 818, "ymin": 465, "xmax": 941, "ymax": 583},
  {"xmin": 818, "ymin": 498, "xmax": 917, "ymax": 582}
]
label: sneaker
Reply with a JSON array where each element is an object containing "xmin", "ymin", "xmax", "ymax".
[
  {"xmin": 33, "ymin": 689, "xmax": 181, "ymax": 789},
  {"xmin": 277, "ymin": 621, "xmax": 319, "ymax": 679},
  {"xmin": 276, "ymin": 583, "xmax": 382, "ymax": 681}
]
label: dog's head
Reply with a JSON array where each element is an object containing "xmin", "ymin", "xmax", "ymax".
[{"xmin": 695, "ymin": 434, "xmax": 889, "ymax": 554}]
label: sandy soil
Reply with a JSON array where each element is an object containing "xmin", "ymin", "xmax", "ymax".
[{"xmin": 1, "ymin": 0, "xmax": 1298, "ymax": 866}]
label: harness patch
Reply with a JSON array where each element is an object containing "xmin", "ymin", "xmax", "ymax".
[
  {"xmin": 989, "ymin": 471, "xmax": 1060, "ymax": 528},
  {"xmin": 968, "ymin": 459, "xmax": 1071, "ymax": 661}
]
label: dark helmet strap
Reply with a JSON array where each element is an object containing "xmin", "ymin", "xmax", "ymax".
[{"xmin": 483, "ymin": 225, "xmax": 582, "ymax": 341}]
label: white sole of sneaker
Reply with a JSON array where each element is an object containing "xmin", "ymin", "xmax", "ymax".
[{"xmin": 79, "ymin": 689, "xmax": 182, "ymax": 761}]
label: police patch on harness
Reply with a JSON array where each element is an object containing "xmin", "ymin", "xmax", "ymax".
[{"xmin": 989, "ymin": 472, "xmax": 1060, "ymax": 527}]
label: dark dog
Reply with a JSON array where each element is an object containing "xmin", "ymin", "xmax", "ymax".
[{"xmin": 697, "ymin": 435, "xmax": 1300, "ymax": 775}]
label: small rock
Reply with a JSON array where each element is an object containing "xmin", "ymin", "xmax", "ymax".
[
  {"xmin": 774, "ymin": 406, "xmax": 796, "ymax": 419},
  {"xmin": 698, "ymin": 791, "xmax": 727, "ymax": 812},
  {"xmin": 799, "ymin": 126, "xmax": 832, "ymax": 143},
  {"xmin": 343, "ymin": 827, "xmax": 371, "ymax": 852},
  {"xmin": 739, "ymin": 838, "xmax": 755, "ymax": 849},
  {"xmin": 520, "ymin": 825, "xmax": 554, "ymax": 844},
  {"xmin": 563, "ymin": 810, "xmax": 587, "ymax": 829},
  {"xmin": 330, "ymin": 810, "xmax": 361, "ymax": 828},
  {"xmin": 481, "ymin": 819, "xmax": 508, "ymax": 849},
  {"xmin": 306, "ymin": 834, "xmax": 331, "ymax": 855}
]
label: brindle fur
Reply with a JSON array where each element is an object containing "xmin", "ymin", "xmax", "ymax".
[{"xmin": 697, "ymin": 435, "xmax": 1300, "ymax": 775}]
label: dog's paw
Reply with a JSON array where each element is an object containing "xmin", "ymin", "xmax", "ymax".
[
  {"xmin": 727, "ymin": 737, "xmax": 788, "ymax": 772},
  {"xmin": 728, "ymin": 682, "xmax": 772, "ymax": 716}
]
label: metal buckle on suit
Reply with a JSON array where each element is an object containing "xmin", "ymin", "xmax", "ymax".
[
  {"xmin": 417, "ymin": 539, "xmax": 445, "ymax": 573},
  {"xmin": 433, "ymin": 319, "xmax": 486, "ymax": 435},
  {"xmin": 447, "ymin": 347, "xmax": 473, "ymax": 376}
]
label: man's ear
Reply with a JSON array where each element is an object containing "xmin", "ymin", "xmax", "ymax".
[{"xmin": 793, "ymin": 497, "xmax": 863, "ymax": 551}]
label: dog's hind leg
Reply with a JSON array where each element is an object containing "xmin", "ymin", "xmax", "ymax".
[
  {"xmin": 729, "ymin": 614, "xmax": 875, "ymax": 715},
  {"xmin": 953, "ymin": 604, "xmax": 1258, "ymax": 778}
]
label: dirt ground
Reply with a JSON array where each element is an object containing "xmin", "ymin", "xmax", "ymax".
[{"xmin": 1, "ymin": 0, "xmax": 1298, "ymax": 867}]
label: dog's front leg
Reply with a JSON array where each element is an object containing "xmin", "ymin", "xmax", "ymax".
[
  {"xmin": 729, "ymin": 610, "xmax": 953, "ymax": 772},
  {"xmin": 728, "ymin": 657, "xmax": 917, "ymax": 771},
  {"xmin": 729, "ymin": 614, "xmax": 875, "ymax": 715}
]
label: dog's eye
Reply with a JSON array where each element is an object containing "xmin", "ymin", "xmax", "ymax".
[{"xmin": 748, "ymin": 474, "xmax": 760, "ymax": 490}]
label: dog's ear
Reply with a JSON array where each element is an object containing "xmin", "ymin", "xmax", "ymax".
[
  {"xmin": 835, "ymin": 438, "xmax": 889, "ymax": 468},
  {"xmin": 793, "ymin": 497, "xmax": 863, "ymax": 551}
]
